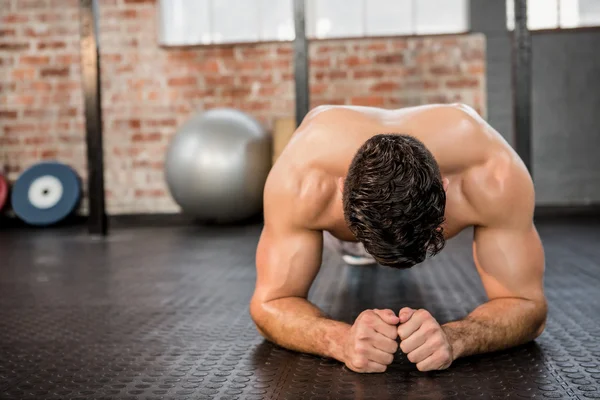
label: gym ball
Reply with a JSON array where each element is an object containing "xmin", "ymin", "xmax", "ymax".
[{"xmin": 165, "ymin": 108, "xmax": 272, "ymax": 223}]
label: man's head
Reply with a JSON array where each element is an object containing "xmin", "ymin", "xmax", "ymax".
[{"xmin": 341, "ymin": 134, "xmax": 446, "ymax": 269}]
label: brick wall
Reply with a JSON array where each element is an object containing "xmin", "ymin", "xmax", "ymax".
[{"xmin": 0, "ymin": 0, "xmax": 486, "ymax": 215}]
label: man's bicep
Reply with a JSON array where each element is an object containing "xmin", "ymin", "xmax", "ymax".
[
  {"xmin": 473, "ymin": 223, "xmax": 545, "ymax": 302},
  {"xmin": 253, "ymin": 223, "xmax": 323, "ymax": 304}
]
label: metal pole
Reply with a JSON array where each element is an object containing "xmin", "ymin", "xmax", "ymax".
[
  {"xmin": 293, "ymin": 0, "xmax": 310, "ymax": 128},
  {"xmin": 79, "ymin": 0, "xmax": 108, "ymax": 235},
  {"xmin": 512, "ymin": 0, "xmax": 533, "ymax": 176}
]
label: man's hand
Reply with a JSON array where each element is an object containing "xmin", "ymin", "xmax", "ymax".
[
  {"xmin": 398, "ymin": 307, "xmax": 453, "ymax": 371},
  {"xmin": 343, "ymin": 309, "xmax": 400, "ymax": 373}
]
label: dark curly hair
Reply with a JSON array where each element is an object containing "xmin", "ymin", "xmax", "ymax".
[{"xmin": 342, "ymin": 134, "xmax": 446, "ymax": 268}]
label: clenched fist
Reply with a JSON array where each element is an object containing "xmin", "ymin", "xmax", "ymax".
[
  {"xmin": 343, "ymin": 309, "xmax": 400, "ymax": 373},
  {"xmin": 398, "ymin": 307, "xmax": 454, "ymax": 371}
]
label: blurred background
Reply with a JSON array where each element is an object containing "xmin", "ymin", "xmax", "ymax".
[{"xmin": 0, "ymin": 0, "xmax": 599, "ymax": 223}]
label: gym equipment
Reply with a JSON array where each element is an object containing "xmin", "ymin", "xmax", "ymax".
[
  {"xmin": 0, "ymin": 174, "xmax": 8, "ymax": 213},
  {"xmin": 11, "ymin": 162, "xmax": 82, "ymax": 226},
  {"xmin": 165, "ymin": 108, "xmax": 272, "ymax": 223},
  {"xmin": 272, "ymin": 117, "xmax": 296, "ymax": 166}
]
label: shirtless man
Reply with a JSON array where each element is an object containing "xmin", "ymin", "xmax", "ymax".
[{"xmin": 250, "ymin": 104, "xmax": 547, "ymax": 373}]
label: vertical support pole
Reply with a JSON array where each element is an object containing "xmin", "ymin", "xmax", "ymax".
[
  {"xmin": 79, "ymin": 0, "xmax": 108, "ymax": 235},
  {"xmin": 512, "ymin": 0, "xmax": 533, "ymax": 176},
  {"xmin": 293, "ymin": 0, "xmax": 310, "ymax": 128}
]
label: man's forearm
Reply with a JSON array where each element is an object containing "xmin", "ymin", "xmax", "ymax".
[
  {"xmin": 251, "ymin": 297, "xmax": 351, "ymax": 362},
  {"xmin": 442, "ymin": 298, "xmax": 547, "ymax": 360}
]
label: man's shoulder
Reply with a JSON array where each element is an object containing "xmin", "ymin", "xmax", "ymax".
[
  {"xmin": 463, "ymin": 151, "xmax": 535, "ymax": 229},
  {"xmin": 263, "ymin": 165, "xmax": 337, "ymax": 230}
]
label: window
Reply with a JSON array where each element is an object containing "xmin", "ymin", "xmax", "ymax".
[
  {"xmin": 307, "ymin": 0, "xmax": 469, "ymax": 39},
  {"xmin": 158, "ymin": 0, "xmax": 469, "ymax": 46},
  {"xmin": 506, "ymin": 0, "xmax": 600, "ymax": 30}
]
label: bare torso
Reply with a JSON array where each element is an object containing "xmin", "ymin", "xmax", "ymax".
[{"xmin": 266, "ymin": 103, "xmax": 532, "ymax": 241}]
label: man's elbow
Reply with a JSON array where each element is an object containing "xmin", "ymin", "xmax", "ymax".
[
  {"xmin": 249, "ymin": 296, "xmax": 270, "ymax": 339},
  {"xmin": 532, "ymin": 298, "xmax": 548, "ymax": 339}
]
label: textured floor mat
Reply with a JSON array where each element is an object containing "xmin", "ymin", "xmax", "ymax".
[{"xmin": 0, "ymin": 220, "xmax": 599, "ymax": 399}]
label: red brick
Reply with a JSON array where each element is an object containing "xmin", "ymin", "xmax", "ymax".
[
  {"xmin": 49, "ymin": 0, "xmax": 78, "ymax": 6},
  {"xmin": 37, "ymin": 41, "xmax": 67, "ymax": 50},
  {"xmin": 310, "ymin": 83, "xmax": 328, "ymax": 96},
  {"xmin": 354, "ymin": 70, "xmax": 385, "ymax": 79},
  {"xmin": 310, "ymin": 58, "xmax": 331, "ymax": 68},
  {"xmin": 446, "ymin": 78, "xmax": 479, "ymax": 89},
  {"xmin": 147, "ymin": 91, "xmax": 160, "ymax": 101},
  {"xmin": 350, "ymin": 96, "xmax": 385, "ymax": 107},
  {"xmin": 405, "ymin": 80, "xmax": 440, "ymax": 90},
  {"xmin": 20, "ymin": 55, "xmax": 51, "ymax": 65},
  {"xmin": 375, "ymin": 53, "xmax": 404, "ymax": 64},
  {"xmin": 344, "ymin": 56, "xmax": 372, "ymax": 67},
  {"xmin": 203, "ymin": 47, "xmax": 235, "ymax": 59},
  {"xmin": 41, "ymin": 150, "xmax": 58, "ymax": 159},
  {"xmin": 12, "ymin": 68, "xmax": 36, "ymax": 80},
  {"xmin": 56, "ymin": 54, "xmax": 78, "ymax": 65},
  {"xmin": 124, "ymin": 0, "xmax": 154, "ymax": 3},
  {"xmin": 116, "ymin": 65, "xmax": 134, "ymax": 73},
  {"xmin": 4, "ymin": 124, "xmax": 36, "ymax": 135},
  {"xmin": 135, "ymin": 188, "xmax": 166, "ymax": 198},
  {"xmin": 281, "ymin": 72, "xmax": 294, "ymax": 81},
  {"xmin": 0, "ymin": 57, "xmax": 13, "ymax": 66},
  {"xmin": 0, "ymin": 42, "xmax": 29, "ymax": 51},
  {"xmin": 59, "ymin": 108, "xmax": 78, "ymax": 117},
  {"xmin": 239, "ymin": 47, "xmax": 271, "ymax": 58},
  {"xmin": 314, "ymin": 71, "xmax": 348, "ymax": 81},
  {"xmin": 36, "ymin": 13, "xmax": 64, "ymax": 22},
  {"xmin": 20, "ymin": 0, "xmax": 48, "ymax": 8},
  {"xmin": 59, "ymin": 134, "xmax": 83, "ymax": 144},
  {"xmin": 131, "ymin": 132, "xmax": 162, "ymax": 142},
  {"xmin": 370, "ymin": 82, "xmax": 402, "ymax": 92},
  {"xmin": 0, "ymin": 110, "xmax": 18, "ymax": 119},
  {"xmin": 315, "ymin": 44, "xmax": 346, "ymax": 54},
  {"xmin": 0, "ymin": 29, "xmax": 16, "ymax": 37},
  {"xmin": 114, "ymin": 119, "xmax": 141, "ymax": 129},
  {"xmin": 391, "ymin": 40, "xmax": 408, "ymax": 50},
  {"xmin": 367, "ymin": 42, "xmax": 388, "ymax": 51},
  {"xmin": 258, "ymin": 86, "xmax": 278, "ymax": 97},
  {"xmin": 25, "ymin": 137, "xmax": 52, "ymax": 146},
  {"xmin": 468, "ymin": 64, "xmax": 485, "ymax": 75},
  {"xmin": 190, "ymin": 59, "xmax": 220, "ymax": 73},
  {"xmin": 206, "ymin": 75, "xmax": 235, "ymax": 86},
  {"xmin": 40, "ymin": 67, "xmax": 69, "ymax": 77},
  {"xmin": 55, "ymin": 81, "xmax": 79, "ymax": 91},
  {"xmin": 103, "ymin": 54, "xmax": 123, "ymax": 63},
  {"xmin": 276, "ymin": 46, "xmax": 293, "ymax": 56},
  {"xmin": 145, "ymin": 118, "xmax": 177, "ymax": 128},
  {"xmin": 167, "ymin": 51, "xmax": 198, "ymax": 62},
  {"xmin": 2, "ymin": 14, "xmax": 29, "ymax": 23},
  {"xmin": 221, "ymin": 87, "xmax": 252, "ymax": 97},
  {"xmin": 430, "ymin": 65, "xmax": 457, "ymax": 75},
  {"xmin": 167, "ymin": 76, "xmax": 197, "ymax": 86},
  {"xmin": 0, "ymin": 137, "xmax": 20, "ymax": 146},
  {"xmin": 246, "ymin": 101, "xmax": 270, "ymax": 111},
  {"xmin": 132, "ymin": 160, "xmax": 163, "ymax": 169},
  {"xmin": 24, "ymin": 109, "xmax": 53, "ymax": 118}
]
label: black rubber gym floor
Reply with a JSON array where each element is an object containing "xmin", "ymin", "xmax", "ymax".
[{"xmin": 0, "ymin": 219, "xmax": 599, "ymax": 400}]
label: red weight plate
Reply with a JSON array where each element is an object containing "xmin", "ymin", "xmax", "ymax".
[{"xmin": 0, "ymin": 174, "xmax": 8, "ymax": 212}]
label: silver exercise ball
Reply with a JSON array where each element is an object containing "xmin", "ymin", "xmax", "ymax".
[{"xmin": 165, "ymin": 108, "xmax": 272, "ymax": 223}]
